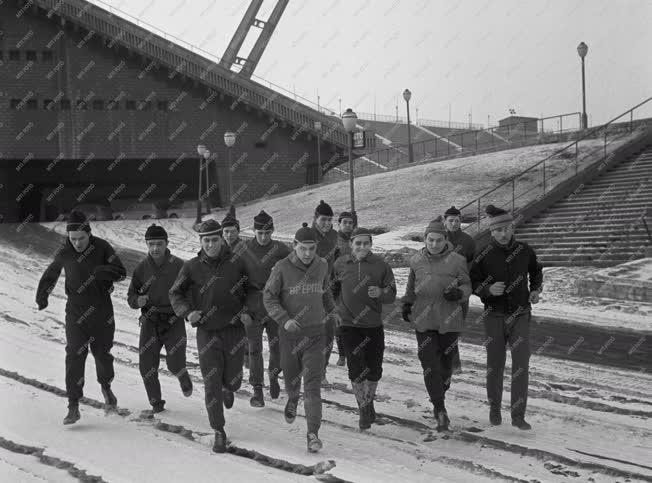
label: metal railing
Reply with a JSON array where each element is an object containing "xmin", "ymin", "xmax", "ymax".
[
  {"xmin": 355, "ymin": 112, "xmax": 481, "ymax": 130},
  {"xmin": 457, "ymin": 97, "xmax": 652, "ymax": 235},
  {"xmin": 31, "ymin": 0, "xmax": 375, "ymax": 150}
]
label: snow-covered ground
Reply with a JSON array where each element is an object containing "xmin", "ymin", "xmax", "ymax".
[{"xmin": 1, "ymin": 224, "xmax": 652, "ymax": 481}]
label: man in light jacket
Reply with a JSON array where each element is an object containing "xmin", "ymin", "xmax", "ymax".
[{"xmin": 401, "ymin": 220, "xmax": 471, "ymax": 432}]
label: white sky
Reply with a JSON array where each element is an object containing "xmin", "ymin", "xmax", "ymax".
[{"xmin": 90, "ymin": 0, "xmax": 652, "ymax": 127}]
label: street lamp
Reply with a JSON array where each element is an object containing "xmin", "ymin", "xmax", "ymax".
[
  {"xmin": 341, "ymin": 108, "xmax": 357, "ymax": 214},
  {"xmin": 577, "ymin": 41, "xmax": 588, "ymax": 130},
  {"xmin": 403, "ymin": 89, "xmax": 414, "ymax": 163},
  {"xmin": 224, "ymin": 131, "xmax": 236, "ymax": 206},
  {"xmin": 314, "ymin": 121, "xmax": 322, "ymax": 183},
  {"xmin": 196, "ymin": 144, "xmax": 210, "ymax": 224}
]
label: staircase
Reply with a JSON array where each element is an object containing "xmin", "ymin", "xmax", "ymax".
[{"xmin": 516, "ymin": 145, "xmax": 652, "ymax": 266}]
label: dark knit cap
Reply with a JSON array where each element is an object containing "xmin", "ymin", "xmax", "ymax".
[
  {"xmin": 338, "ymin": 210, "xmax": 356, "ymax": 223},
  {"xmin": 350, "ymin": 227, "xmax": 373, "ymax": 241},
  {"xmin": 221, "ymin": 205, "xmax": 240, "ymax": 230},
  {"xmin": 314, "ymin": 199, "xmax": 334, "ymax": 217},
  {"xmin": 425, "ymin": 220, "xmax": 447, "ymax": 237},
  {"xmin": 294, "ymin": 222, "xmax": 317, "ymax": 243},
  {"xmin": 486, "ymin": 204, "xmax": 514, "ymax": 229},
  {"xmin": 197, "ymin": 219, "xmax": 223, "ymax": 237},
  {"xmin": 253, "ymin": 210, "xmax": 274, "ymax": 231},
  {"xmin": 145, "ymin": 223, "xmax": 167, "ymax": 241},
  {"xmin": 444, "ymin": 206, "xmax": 461, "ymax": 218},
  {"xmin": 66, "ymin": 210, "xmax": 91, "ymax": 232}
]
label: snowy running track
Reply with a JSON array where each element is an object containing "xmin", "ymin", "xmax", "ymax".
[{"xmin": 1, "ymin": 224, "xmax": 651, "ymax": 482}]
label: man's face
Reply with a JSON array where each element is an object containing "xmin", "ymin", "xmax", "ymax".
[
  {"xmin": 491, "ymin": 225, "xmax": 514, "ymax": 245},
  {"xmin": 444, "ymin": 215, "xmax": 461, "ymax": 232},
  {"xmin": 294, "ymin": 241, "xmax": 317, "ymax": 264},
  {"xmin": 223, "ymin": 226, "xmax": 240, "ymax": 246},
  {"xmin": 201, "ymin": 235, "xmax": 224, "ymax": 257},
  {"xmin": 254, "ymin": 229, "xmax": 273, "ymax": 246},
  {"xmin": 340, "ymin": 218, "xmax": 355, "ymax": 234},
  {"xmin": 351, "ymin": 235, "xmax": 372, "ymax": 259},
  {"xmin": 147, "ymin": 239, "xmax": 167, "ymax": 259},
  {"xmin": 68, "ymin": 231, "xmax": 90, "ymax": 253},
  {"xmin": 314, "ymin": 215, "xmax": 332, "ymax": 233},
  {"xmin": 425, "ymin": 232, "xmax": 447, "ymax": 254}
]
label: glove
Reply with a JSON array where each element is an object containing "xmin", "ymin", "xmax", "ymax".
[
  {"xmin": 240, "ymin": 313, "xmax": 253, "ymax": 327},
  {"xmin": 186, "ymin": 310, "xmax": 203, "ymax": 327},
  {"xmin": 284, "ymin": 319, "xmax": 301, "ymax": 333},
  {"xmin": 401, "ymin": 303, "xmax": 412, "ymax": 322},
  {"xmin": 37, "ymin": 299, "xmax": 48, "ymax": 311},
  {"xmin": 443, "ymin": 287, "xmax": 464, "ymax": 302}
]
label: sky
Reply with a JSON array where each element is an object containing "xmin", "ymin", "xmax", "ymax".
[{"xmin": 90, "ymin": 0, "xmax": 652, "ymax": 128}]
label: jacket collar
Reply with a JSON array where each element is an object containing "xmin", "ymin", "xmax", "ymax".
[
  {"xmin": 147, "ymin": 249, "xmax": 172, "ymax": 268},
  {"xmin": 345, "ymin": 251, "xmax": 374, "ymax": 264},
  {"xmin": 288, "ymin": 251, "xmax": 318, "ymax": 273},
  {"xmin": 491, "ymin": 237, "xmax": 518, "ymax": 251},
  {"xmin": 199, "ymin": 244, "xmax": 231, "ymax": 266},
  {"xmin": 421, "ymin": 241, "xmax": 453, "ymax": 260},
  {"xmin": 338, "ymin": 230, "xmax": 352, "ymax": 242}
]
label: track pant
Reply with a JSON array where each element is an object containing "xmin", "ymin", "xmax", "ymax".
[
  {"xmin": 323, "ymin": 318, "xmax": 335, "ymax": 372},
  {"xmin": 280, "ymin": 332, "xmax": 324, "ymax": 434},
  {"xmin": 415, "ymin": 330, "xmax": 459, "ymax": 412},
  {"xmin": 339, "ymin": 325, "xmax": 385, "ymax": 383},
  {"xmin": 483, "ymin": 312, "xmax": 531, "ymax": 419},
  {"xmin": 138, "ymin": 313, "xmax": 188, "ymax": 406},
  {"xmin": 196, "ymin": 325, "xmax": 247, "ymax": 431},
  {"xmin": 64, "ymin": 300, "xmax": 116, "ymax": 404},
  {"xmin": 451, "ymin": 301, "xmax": 469, "ymax": 369},
  {"xmin": 246, "ymin": 314, "xmax": 281, "ymax": 386}
]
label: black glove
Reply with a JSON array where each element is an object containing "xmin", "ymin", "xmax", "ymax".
[
  {"xmin": 401, "ymin": 303, "xmax": 412, "ymax": 322},
  {"xmin": 37, "ymin": 299, "xmax": 48, "ymax": 311},
  {"xmin": 443, "ymin": 287, "xmax": 463, "ymax": 302}
]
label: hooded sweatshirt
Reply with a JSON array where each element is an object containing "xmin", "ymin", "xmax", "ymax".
[
  {"xmin": 402, "ymin": 242, "xmax": 471, "ymax": 334},
  {"xmin": 169, "ymin": 244, "xmax": 250, "ymax": 331},
  {"xmin": 333, "ymin": 252, "xmax": 396, "ymax": 327},
  {"xmin": 127, "ymin": 249, "xmax": 184, "ymax": 316},
  {"xmin": 263, "ymin": 252, "xmax": 336, "ymax": 338}
]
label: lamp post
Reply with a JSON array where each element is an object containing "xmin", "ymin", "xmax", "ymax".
[
  {"xmin": 224, "ymin": 131, "xmax": 236, "ymax": 206},
  {"xmin": 403, "ymin": 89, "xmax": 414, "ymax": 163},
  {"xmin": 195, "ymin": 144, "xmax": 210, "ymax": 224},
  {"xmin": 341, "ymin": 108, "xmax": 357, "ymax": 214},
  {"xmin": 577, "ymin": 41, "xmax": 588, "ymax": 130},
  {"xmin": 314, "ymin": 121, "xmax": 322, "ymax": 183}
]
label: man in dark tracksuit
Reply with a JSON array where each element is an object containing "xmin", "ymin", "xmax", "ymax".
[
  {"xmin": 333, "ymin": 227, "xmax": 396, "ymax": 430},
  {"xmin": 35, "ymin": 210, "xmax": 126, "ymax": 425},
  {"xmin": 240, "ymin": 210, "xmax": 290, "ymax": 407},
  {"xmin": 442, "ymin": 206, "xmax": 476, "ymax": 373},
  {"xmin": 334, "ymin": 210, "xmax": 356, "ymax": 367},
  {"xmin": 312, "ymin": 200, "xmax": 340, "ymax": 383},
  {"xmin": 169, "ymin": 219, "xmax": 252, "ymax": 453},
  {"xmin": 127, "ymin": 224, "xmax": 192, "ymax": 413},
  {"xmin": 470, "ymin": 205, "xmax": 543, "ymax": 430},
  {"xmin": 263, "ymin": 222, "xmax": 338, "ymax": 453}
]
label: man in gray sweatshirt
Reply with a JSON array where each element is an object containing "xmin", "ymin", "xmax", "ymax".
[{"xmin": 263, "ymin": 222, "xmax": 339, "ymax": 453}]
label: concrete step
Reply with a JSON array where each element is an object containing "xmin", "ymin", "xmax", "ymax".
[
  {"xmin": 518, "ymin": 225, "xmax": 647, "ymax": 235},
  {"xmin": 554, "ymin": 192, "xmax": 652, "ymax": 202},
  {"xmin": 588, "ymin": 178, "xmax": 652, "ymax": 188},
  {"xmin": 533, "ymin": 213, "xmax": 649, "ymax": 224},
  {"xmin": 517, "ymin": 233, "xmax": 651, "ymax": 242},
  {"xmin": 543, "ymin": 201, "xmax": 652, "ymax": 211},
  {"xmin": 539, "ymin": 207, "xmax": 652, "ymax": 218}
]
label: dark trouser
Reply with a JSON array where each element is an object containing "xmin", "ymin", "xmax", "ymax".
[
  {"xmin": 246, "ymin": 314, "xmax": 281, "ymax": 386},
  {"xmin": 196, "ymin": 325, "xmax": 247, "ymax": 431},
  {"xmin": 415, "ymin": 330, "xmax": 459, "ymax": 412},
  {"xmin": 138, "ymin": 313, "xmax": 188, "ymax": 406},
  {"xmin": 336, "ymin": 331, "xmax": 346, "ymax": 357},
  {"xmin": 280, "ymin": 332, "xmax": 324, "ymax": 434},
  {"xmin": 452, "ymin": 301, "xmax": 469, "ymax": 369},
  {"xmin": 483, "ymin": 312, "xmax": 531, "ymax": 419},
  {"xmin": 323, "ymin": 318, "xmax": 335, "ymax": 372},
  {"xmin": 64, "ymin": 301, "xmax": 116, "ymax": 404},
  {"xmin": 339, "ymin": 325, "xmax": 385, "ymax": 383}
]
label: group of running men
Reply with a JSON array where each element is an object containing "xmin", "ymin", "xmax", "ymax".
[{"xmin": 36, "ymin": 199, "xmax": 543, "ymax": 454}]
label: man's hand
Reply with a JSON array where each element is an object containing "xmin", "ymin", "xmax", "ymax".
[
  {"xmin": 488, "ymin": 282, "xmax": 506, "ymax": 296},
  {"xmin": 443, "ymin": 286, "xmax": 463, "ymax": 302},
  {"xmin": 37, "ymin": 299, "xmax": 48, "ymax": 311},
  {"xmin": 367, "ymin": 286, "xmax": 382, "ymax": 298},
  {"xmin": 240, "ymin": 313, "xmax": 253, "ymax": 327},
  {"xmin": 401, "ymin": 303, "xmax": 412, "ymax": 322},
  {"xmin": 137, "ymin": 295, "xmax": 149, "ymax": 308},
  {"xmin": 331, "ymin": 312, "xmax": 342, "ymax": 327},
  {"xmin": 284, "ymin": 319, "xmax": 301, "ymax": 333},
  {"xmin": 186, "ymin": 310, "xmax": 203, "ymax": 327},
  {"xmin": 529, "ymin": 290, "xmax": 540, "ymax": 304}
]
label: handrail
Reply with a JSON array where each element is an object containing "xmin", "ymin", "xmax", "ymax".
[
  {"xmin": 459, "ymin": 97, "xmax": 652, "ymax": 233},
  {"xmin": 30, "ymin": 0, "xmax": 369, "ymax": 149}
]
